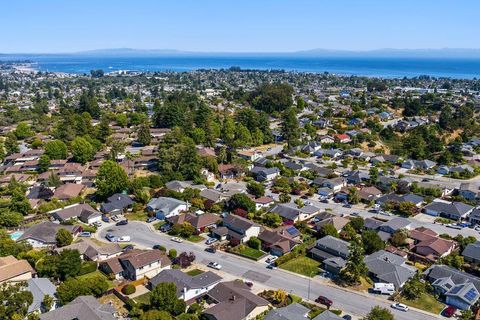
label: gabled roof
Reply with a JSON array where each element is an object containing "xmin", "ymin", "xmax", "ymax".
[
  {"xmin": 18, "ymin": 221, "xmax": 80, "ymax": 244},
  {"xmin": 265, "ymin": 303, "xmax": 309, "ymax": 320},
  {"xmin": 269, "ymin": 203, "xmax": 320, "ymax": 221},
  {"xmin": 315, "ymin": 236, "xmax": 350, "ymax": 257},
  {"xmin": 426, "ymin": 265, "xmax": 480, "ymax": 291},
  {"xmin": 424, "ymin": 201, "xmax": 474, "ymax": 216},
  {"xmin": 101, "ymin": 193, "xmax": 134, "ymax": 213},
  {"xmin": 445, "ymin": 282, "xmax": 479, "ymax": 305},
  {"xmin": 27, "ymin": 278, "xmax": 56, "ymax": 313},
  {"xmin": 147, "ymin": 197, "xmax": 187, "ymax": 212},
  {"xmin": 463, "ymin": 241, "xmax": 480, "ymax": 261},
  {"xmin": 313, "ymin": 310, "xmax": 343, "ymax": 320},
  {"xmin": 149, "ymin": 269, "xmax": 222, "ymax": 295},
  {"xmin": 365, "ymin": 250, "xmax": 415, "ymax": 288},
  {"xmin": 39, "ymin": 295, "xmax": 116, "ymax": 320},
  {"xmin": 0, "ymin": 255, "xmax": 35, "ymax": 283}
]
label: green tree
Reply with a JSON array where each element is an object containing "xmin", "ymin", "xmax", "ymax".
[
  {"xmin": 47, "ymin": 171, "xmax": 61, "ymax": 188},
  {"xmin": 95, "ymin": 160, "xmax": 129, "ymax": 199},
  {"xmin": 349, "ymin": 217, "xmax": 365, "ymax": 232},
  {"xmin": 56, "ymin": 228, "xmax": 73, "ymax": 247},
  {"xmin": 150, "ymin": 282, "xmax": 185, "ymax": 315},
  {"xmin": 340, "ymin": 239, "xmax": 368, "ymax": 285},
  {"xmin": 44, "ymin": 140, "xmax": 68, "ymax": 159},
  {"xmin": 0, "ymin": 283, "xmax": 33, "ymax": 319},
  {"xmin": 5, "ymin": 132, "xmax": 19, "ymax": 155},
  {"xmin": 317, "ymin": 224, "xmax": 339, "ymax": 238},
  {"xmin": 402, "ymin": 273, "xmax": 425, "ymax": 300},
  {"xmin": 9, "ymin": 188, "xmax": 31, "ymax": 215},
  {"xmin": 459, "ymin": 310, "xmax": 474, "ymax": 320},
  {"xmin": 57, "ymin": 275, "xmax": 108, "ymax": 304},
  {"xmin": 14, "ymin": 123, "xmax": 33, "ymax": 140},
  {"xmin": 71, "ymin": 137, "xmax": 94, "ymax": 164},
  {"xmin": 42, "ymin": 294, "xmax": 54, "ymax": 312},
  {"xmin": 362, "ymin": 306, "xmax": 394, "ymax": 320},
  {"xmin": 0, "ymin": 230, "xmax": 31, "ymax": 257},
  {"xmin": 249, "ymin": 83, "xmax": 294, "ymax": 113},
  {"xmin": 0, "ymin": 210, "xmax": 23, "ymax": 227},
  {"xmin": 279, "ymin": 193, "xmax": 291, "ymax": 203},
  {"xmin": 390, "ymin": 229, "xmax": 407, "ymax": 247},
  {"xmin": 137, "ymin": 122, "xmax": 152, "ymax": 146},
  {"xmin": 248, "ymin": 236, "xmax": 261, "ymax": 250},
  {"xmin": 228, "ymin": 193, "xmax": 256, "ymax": 213},
  {"xmin": 247, "ymin": 181, "xmax": 265, "ymax": 198},
  {"xmin": 140, "ymin": 310, "xmax": 173, "ymax": 320},
  {"xmin": 38, "ymin": 154, "xmax": 51, "ymax": 173},
  {"xmin": 281, "ymin": 107, "xmax": 300, "ymax": 147},
  {"xmin": 347, "ymin": 187, "xmax": 360, "ymax": 204},
  {"xmin": 362, "ymin": 230, "xmax": 385, "ymax": 254},
  {"xmin": 263, "ymin": 213, "xmax": 282, "ymax": 227}
]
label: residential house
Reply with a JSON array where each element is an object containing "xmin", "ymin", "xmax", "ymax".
[
  {"xmin": 321, "ymin": 177, "xmax": 346, "ymax": 193},
  {"xmin": 313, "ymin": 310, "xmax": 343, "ymax": 320},
  {"xmin": 218, "ymin": 164, "xmax": 243, "ymax": 179},
  {"xmin": 310, "ymin": 236, "xmax": 349, "ymax": 275},
  {"xmin": 344, "ymin": 170, "xmax": 370, "ymax": 185},
  {"xmin": 469, "ymin": 208, "xmax": 480, "ymax": 225},
  {"xmin": 203, "ymin": 281, "xmax": 270, "ymax": 320},
  {"xmin": 99, "ymin": 249, "xmax": 171, "ymax": 280},
  {"xmin": 358, "ymin": 186, "xmax": 382, "ymax": 203},
  {"xmin": 52, "ymin": 183, "xmax": 84, "ymax": 200},
  {"xmin": 219, "ymin": 214, "xmax": 261, "ymax": 245},
  {"xmin": 149, "ymin": 269, "xmax": 222, "ymax": 303},
  {"xmin": 409, "ymin": 227, "xmax": 456, "ymax": 261},
  {"xmin": 378, "ymin": 217, "xmax": 411, "ymax": 235},
  {"xmin": 314, "ymin": 216, "xmax": 349, "ymax": 233},
  {"xmin": 445, "ymin": 283, "xmax": 480, "ymax": 310},
  {"xmin": 0, "ymin": 255, "xmax": 35, "ymax": 284},
  {"xmin": 459, "ymin": 183, "xmax": 480, "ymax": 201},
  {"xmin": 167, "ymin": 212, "xmax": 219, "ymax": 232},
  {"xmin": 364, "ymin": 250, "xmax": 416, "ymax": 289},
  {"xmin": 269, "ymin": 203, "xmax": 320, "ymax": 223},
  {"xmin": 27, "ymin": 278, "xmax": 57, "ymax": 314},
  {"xmin": 334, "ymin": 133, "xmax": 351, "ymax": 144},
  {"xmin": 18, "ymin": 222, "xmax": 81, "ymax": 248},
  {"xmin": 100, "ymin": 193, "xmax": 134, "ymax": 215},
  {"xmin": 55, "ymin": 238, "xmax": 123, "ymax": 261},
  {"xmin": 265, "ymin": 303, "xmax": 310, "ymax": 320},
  {"xmin": 258, "ymin": 229, "xmax": 299, "ymax": 256},
  {"xmin": 50, "ymin": 203, "xmax": 102, "ymax": 224},
  {"xmin": 147, "ymin": 197, "xmax": 188, "ymax": 220},
  {"xmin": 250, "ymin": 167, "xmax": 280, "ymax": 182},
  {"xmin": 39, "ymin": 296, "xmax": 116, "ymax": 320},
  {"xmin": 462, "ymin": 241, "xmax": 480, "ymax": 264},
  {"xmin": 423, "ymin": 201, "xmax": 474, "ymax": 220}
]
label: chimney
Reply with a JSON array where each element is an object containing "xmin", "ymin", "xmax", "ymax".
[{"xmin": 230, "ymin": 295, "xmax": 236, "ymax": 301}]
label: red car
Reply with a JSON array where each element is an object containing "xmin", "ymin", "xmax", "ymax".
[
  {"xmin": 315, "ymin": 295, "xmax": 333, "ymax": 308},
  {"xmin": 443, "ymin": 306, "xmax": 456, "ymax": 318}
]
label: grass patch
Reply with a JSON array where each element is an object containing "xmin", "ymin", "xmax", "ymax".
[
  {"xmin": 154, "ymin": 220, "xmax": 167, "ymax": 230},
  {"xmin": 279, "ymin": 256, "xmax": 320, "ymax": 277},
  {"xmin": 186, "ymin": 269, "xmax": 205, "ymax": 276},
  {"xmin": 125, "ymin": 211, "xmax": 148, "ymax": 222},
  {"xmin": 350, "ymin": 276, "xmax": 373, "ymax": 292},
  {"xmin": 186, "ymin": 235, "xmax": 204, "ymax": 243},
  {"xmin": 231, "ymin": 245, "xmax": 266, "ymax": 260},
  {"xmin": 399, "ymin": 293, "xmax": 445, "ymax": 314},
  {"xmin": 76, "ymin": 270, "xmax": 115, "ymax": 289},
  {"xmin": 133, "ymin": 291, "xmax": 151, "ymax": 306}
]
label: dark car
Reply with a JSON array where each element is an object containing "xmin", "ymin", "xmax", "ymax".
[
  {"xmin": 146, "ymin": 216, "xmax": 157, "ymax": 223},
  {"xmin": 102, "ymin": 215, "xmax": 110, "ymax": 223},
  {"xmin": 153, "ymin": 244, "xmax": 164, "ymax": 250},
  {"xmin": 116, "ymin": 219, "xmax": 128, "ymax": 226},
  {"xmin": 245, "ymin": 281, "xmax": 253, "ymax": 288},
  {"xmin": 321, "ymin": 199, "xmax": 329, "ymax": 203},
  {"xmin": 123, "ymin": 244, "xmax": 135, "ymax": 251},
  {"xmin": 205, "ymin": 247, "xmax": 216, "ymax": 253},
  {"xmin": 343, "ymin": 204, "xmax": 352, "ymax": 208},
  {"xmin": 160, "ymin": 224, "xmax": 172, "ymax": 232},
  {"xmin": 342, "ymin": 315, "xmax": 352, "ymax": 320},
  {"xmin": 315, "ymin": 295, "xmax": 333, "ymax": 308},
  {"xmin": 443, "ymin": 306, "xmax": 456, "ymax": 318}
]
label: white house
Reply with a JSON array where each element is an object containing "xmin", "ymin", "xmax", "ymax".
[{"xmin": 147, "ymin": 197, "xmax": 188, "ymax": 220}]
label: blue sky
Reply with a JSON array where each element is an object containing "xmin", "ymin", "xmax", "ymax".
[{"xmin": 1, "ymin": 0, "xmax": 478, "ymax": 53}]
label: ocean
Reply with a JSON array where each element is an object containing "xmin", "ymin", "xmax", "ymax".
[{"xmin": 3, "ymin": 55, "xmax": 480, "ymax": 79}]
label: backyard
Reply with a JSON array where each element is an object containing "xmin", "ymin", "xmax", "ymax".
[
  {"xmin": 76, "ymin": 270, "xmax": 115, "ymax": 289},
  {"xmin": 278, "ymin": 256, "xmax": 321, "ymax": 277}
]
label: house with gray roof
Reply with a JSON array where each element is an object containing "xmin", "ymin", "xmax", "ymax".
[
  {"xmin": 423, "ymin": 201, "xmax": 474, "ymax": 220},
  {"xmin": 221, "ymin": 214, "xmax": 261, "ymax": 244},
  {"xmin": 18, "ymin": 222, "xmax": 81, "ymax": 248},
  {"xmin": 310, "ymin": 236, "xmax": 349, "ymax": 274},
  {"xmin": 265, "ymin": 303, "xmax": 309, "ymax": 320},
  {"xmin": 149, "ymin": 269, "xmax": 222, "ymax": 302},
  {"xmin": 250, "ymin": 166, "xmax": 280, "ymax": 182},
  {"xmin": 445, "ymin": 282, "xmax": 480, "ymax": 310},
  {"xmin": 147, "ymin": 197, "xmax": 188, "ymax": 219},
  {"xmin": 364, "ymin": 250, "xmax": 416, "ymax": 289},
  {"xmin": 269, "ymin": 203, "xmax": 320, "ymax": 223},
  {"xmin": 312, "ymin": 310, "xmax": 343, "ymax": 320},
  {"xmin": 425, "ymin": 265, "xmax": 480, "ymax": 293},
  {"xmin": 378, "ymin": 217, "xmax": 411, "ymax": 235},
  {"xmin": 27, "ymin": 278, "xmax": 57, "ymax": 314},
  {"xmin": 462, "ymin": 241, "xmax": 480, "ymax": 264},
  {"xmin": 100, "ymin": 193, "xmax": 134, "ymax": 215},
  {"xmin": 39, "ymin": 295, "xmax": 116, "ymax": 320},
  {"xmin": 49, "ymin": 203, "xmax": 102, "ymax": 224}
]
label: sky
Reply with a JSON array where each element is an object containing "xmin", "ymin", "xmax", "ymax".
[{"xmin": 1, "ymin": 0, "xmax": 478, "ymax": 53}]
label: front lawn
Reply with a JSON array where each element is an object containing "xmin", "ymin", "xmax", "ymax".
[
  {"xmin": 133, "ymin": 291, "xmax": 151, "ymax": 306},
  {"xmin": 186, "ymin": 269, "xmax": 205, "ymax": 276},
  {"xmin": 399, "ymin": 293, "xmax": 445, "ymax": 314},
  {"xmin": 279, "ymin": 256, "xmax": 320, "ymax": 277},
  {"xmin": 76, "ymin": 270, "xmax": 115, "ymax": 289},
  {"xmin": 232, "ymin": 245, "xmax": 266, "ymax": 260},
  {"xmin": 125, "ymin": 211, "xmax": 148, "ymax": 222},
  {"xmin": 186, "ymin": 235, "xmax": 204, "ymax": 243}
]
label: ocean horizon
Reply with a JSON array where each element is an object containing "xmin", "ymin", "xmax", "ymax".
[{"xmin": 2, "ymin": 54, "xmax": 480, "ymax": 79}]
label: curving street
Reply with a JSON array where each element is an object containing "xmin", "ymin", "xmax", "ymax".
[{"xmin": 98, "ymin": 221, "xmax": 442, "ymax": 320}]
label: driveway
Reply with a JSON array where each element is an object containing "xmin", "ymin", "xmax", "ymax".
[{"xmin": 98, "ymin": 221, "xmax": 441, "ymax": 320}]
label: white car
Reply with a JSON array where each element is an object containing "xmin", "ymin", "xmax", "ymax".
[
  {"xmin": 117, "ymin": 236, "xmax": 131, "ymax": 242},
  {"xmin": 391, "ymin": 303, "xmax": 409, "ymax": 312},
  {"xmin": 171, "ymin": 237, "xmax": 184, "ymax": 243},
  {"xmin": 208, "ymin": 262, "xmax": 222, "ymax": 270}
]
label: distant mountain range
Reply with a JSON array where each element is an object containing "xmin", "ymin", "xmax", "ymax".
[{"xmin": 2, "ymin": 48, "xmax": 480, "ymax": 58}]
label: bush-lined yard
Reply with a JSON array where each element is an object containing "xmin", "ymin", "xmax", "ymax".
[
  {"xmin": 231, "ymin": 245, "xmax": 266, "ymax": 260},
  {"xmin": 399, "ymin": 293, "xmax": 445, "ymax": 314}
]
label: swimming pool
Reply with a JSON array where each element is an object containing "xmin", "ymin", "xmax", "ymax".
[{"xmin": 9, "ymin": 231, "xmax": 24, "ymax": 241}]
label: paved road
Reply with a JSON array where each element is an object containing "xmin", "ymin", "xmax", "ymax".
[{"xmin": 99, "ymin": 222, "xmax": 441, "ymax": 320}]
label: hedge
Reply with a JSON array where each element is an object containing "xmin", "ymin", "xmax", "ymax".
[
  {"xmin": 78, "ymin": 261, "xmax": 98, "ymax": 276},
  {"xmin": 169, "ymin": 249, "xmax": 177, "ymax": 258},
  {"xmin": 122, "ymin": 284, "xmax": 136, "ymax": 295}
]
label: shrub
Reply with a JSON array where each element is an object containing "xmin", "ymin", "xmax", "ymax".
[
  {"xmin": 169, "ymin": 249, "xmax": 177, "ymax": 258},
  {"xmin": 157, "ymin": 245, "xmax": 167, "ymax": 252},
  {"xmin": 122, "ymin": 284, "xmax": 136, "ymax": 295}
]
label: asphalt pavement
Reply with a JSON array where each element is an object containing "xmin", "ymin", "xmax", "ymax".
[{"xmin": 98, "ymin": 221, "xmax": 442, "ymax": 320}]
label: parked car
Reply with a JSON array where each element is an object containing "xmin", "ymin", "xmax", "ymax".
[
  {"xmin": 315, "ymin": 296, "xmax": 333, "ymax": 308},
  {"xmin": 205, "ymin": 237, "xmax": 218, "ymax": 245},
  {"xmin": 266, "ymin": 264, "xmax": 277, "ymax": 270},
  {"xmin": 245, "ymin": 281, "xmax": 253, "ymax": 288},
  {"xmin": 266, "ymin": 256, "xmax": 278, "ymax": 264},
  {"xmin": 446, "ymin": 224, "xmax": 462, "ymax": 230},
  {"xmin": 342, "ymin": 315, "xmax": 352, "ymax": 320},
  {"xmin": 153, "ymin": 244, "xmax": 164, "ymax": 250},
  {"xmin": 105, "ymin": 233, "xmax": 117, "ymax": 242},
  {"xmin": 351, "ymin": 212, "xmax": 360, "ymax": 217},
  {"xmin": 117, "ymin": 236, "xmax": 131, "ymax": 242},
  {"xmin": 442, "ymin": 306, "xmax": 456, "ymax": 318},
  {"xmin": 111, "ymin": 216, "xmax": 120, "ymax": 222},
  {"xmin": 116, "ymin": 219, "xmax": 129, "ymax": 226},
  {"xmin": 390, "ymin": 303, "xmax": 409, "ymax": 312},
  {"xmin": 171, "ymin": 237, "xmax": 183, "ymax": 243},
  {"xmin": 207, "ymin": 262, "xmax": 222, "ymax": 270},
  {"xmin": 102, "ymin": 215, "xmax": 110, "ymax": 223},
  {"xmin": 79, "ymin": 231, "xmax": 91, "ymax": 237},
  {"xmin": 160, "ymin": 224, "xmax": 172, "ymax": 233},
  {"xmin": 343, "ymin": 204, "xmax": 352, "ymax": 208},
  {"xmin": 205, "ymin": 246, "xmax": 216, "ymax": 253},
  {"xmin": 320, "ymin": 199, "xmax": 329, "ymax": 203},
  {"xmin": 93, "ymin": 221, "xmax": 102, "ymax": 227},
  {"xmin": 146, "ymin": 216, "xmax": 157, "ymax": 223},
  {"xmin": 123, "ymin": 244, "xmax": 135, "ymax": 251}
]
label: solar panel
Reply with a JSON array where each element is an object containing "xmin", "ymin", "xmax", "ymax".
[
  {"xmin": 464, "ymin": 288, "xmax": 478, "ymax": 302},
  {"xmin": 286, "ymin": 226, "xmax": 299, "ymax": 235}
]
